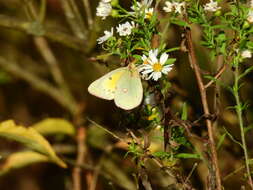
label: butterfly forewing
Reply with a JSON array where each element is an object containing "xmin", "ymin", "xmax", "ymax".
[{"xmin": 88, "ymin": 67, "xmax": 127, "ymax": 100}]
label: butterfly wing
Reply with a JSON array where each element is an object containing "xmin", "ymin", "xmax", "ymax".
[
  {"xmin": 88, "ymin": 67, "xmax": 127, "ymax": 100},
  {"xmin": 114, "ymin": 67, "xmax": 143, "ymax": 110}
]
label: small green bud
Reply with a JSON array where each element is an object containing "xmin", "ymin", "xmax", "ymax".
[
  {"xmin": 111, "ymin": 0, "xmax": 118, "ymax": 7},
  {"xmin": 111, "ymin": 9, "xmax": 119, "ymax": 18},
  {"xmin": 214, "ymin": 10, "xmax": 221, "ymax": 17},
  {"xmin": 243, "ymin": 21, "xmax": 250, "ymax": 29}
]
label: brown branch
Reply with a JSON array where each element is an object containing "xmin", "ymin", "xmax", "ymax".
[
  {"xmin": 185, "ymin": 28, "xmax": 222, "ymax": 190},
  {"xmin": 0, "ymin": 56, "xmax": 78, "ymax": 115},
  {"xmin": 72, "ymin": 127, "xmax": 87, "ymax": 190},
  {"xmin": 0, "ymin": 14, "xmax": 88, "ymax": 53}
]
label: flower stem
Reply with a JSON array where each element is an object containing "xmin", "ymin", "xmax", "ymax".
[{"xmin": 233, "ymin": 65, "xmax": 253, "ymax": 189}]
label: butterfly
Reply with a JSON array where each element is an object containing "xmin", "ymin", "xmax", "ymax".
[{"xmin": 88, "ymin": 65, "xmax": 143, "ymax": 110}]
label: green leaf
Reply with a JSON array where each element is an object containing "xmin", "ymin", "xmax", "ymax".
[
  {"xmin": 181, "ymin": 102, "xmax": 188, "ymax": 121},
  {"xmin": 165, "ymin": 58, "xmax": 176, "ymax": 65},
  {"xmin": 0, "ymin": 120, "xmax": 67, "ymax": 168},
  {"xmin": 171, "ymin": 18, "xmax": 190, "ymax": 28},
  {"xmin": 32, "ymin": 118, "xmax": 75, "ymax": 137},
  {"xmin": 0, "ymin": 151, "xmax": 50, "ymax": 176},
  {"xmin": 175, "ymin": 153, "xmax": 201, "ymax": 159}
]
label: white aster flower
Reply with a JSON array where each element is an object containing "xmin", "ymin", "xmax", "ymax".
[
  {"xmin": 97, "ymin": 27, "xmax": 113, "ymax": 44},
  {"xmin": 116, "ymin": 21, "xmax": 135, "ymax": 36},
  {"xmin": 145, "ymin": 8, "xmax": 154, "ymax": 19},
  {"xmin": 247, "ymin": 10, "xmax": 253, "ymax": 23},
  {"xmin": 173, "ymin": 2, "xmax": 185, "ymax": 14},
  {"xmin": 204, "ymin": 0, "xmax": 221, "ymax": 12},
  {"xmin": 163, "ymin": 1, "xmax": 185, "ymax": 14},
  {"xmin": 140, "ymin": 49, "xmax": 173, "ymax": 81},
  {"xmin": 241, "ymin": 50, "xmax": 252, "ymax": 58},
  {"xmin": 163, "ymin": 1, "xmax": 174, "ymax": 13},
  {"xmin": 96, "ymin": 1, "xmax": 112, "ymax": 19}
]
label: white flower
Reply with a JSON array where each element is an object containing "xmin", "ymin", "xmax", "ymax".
[
  {"xmin": 96, "ymin": 1, "xmax": 112, "ymax": 19},
  {"xmin": 116, "ymin": 21, "xmax": 135, "ymax": 36},
  {"xmin": 241, "ymin": 50, "xmax": 252, "ymax": 58},
  {"xmin": 173, "ymin": 2, "xmax": 185, "ymax": 14},
  {"xmin": 145, "ymin": 8, "xmax": 154, "ymax": 19},
  {"xmin": 163, "ymin": 1, "xmax": 173, "ymax": 13},
  {"xmin": 97, "ymin": 27, "xmax": 113, "ymax": 44},
  {"xmin": 204, "ymin": 0, "xmax": 221, "ymax": 12},
  {"xmin": 102, "ymin": 0, "xmax": 111, "ymax": 2},
  {"xmin": 247, "ymin": 10, "xmax": 253, "ymax": 23},
  {"xmin": 140, "ymin": 49, "xmax": 173, "ymax": 81},
  {"xmin": 163, "ymin": 1, "xmax": 185, "ymax": 14},
  {"xmin": 138, "ymin": 49, "xmax": 158, "ymax": 71}
]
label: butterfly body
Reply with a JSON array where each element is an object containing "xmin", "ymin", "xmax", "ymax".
[{"xmin": 88, "ymin": 66, "xmax": 143, "ymax": 110}]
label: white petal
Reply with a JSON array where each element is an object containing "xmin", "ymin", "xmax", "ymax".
[
  {"xmin": 149, "ymin": 52, "xmax": 158, "ymax": 64},
  {"xmin": 153, "ymin": 72, "xmax": 162, "ymax": 81},
  {"xmin": 160, "ymin": 53, "xmax": 169, "ymax": 64},
  {"xmin": 162, "ymin": 67, "xmax": 172, "ymax": 74},
  {"xmin": 142, "ymin": 69, "xmax": 153, "ymax": 74}
]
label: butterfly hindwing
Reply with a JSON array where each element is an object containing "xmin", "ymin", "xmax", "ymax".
[
  {"xmin": 88, "ymin": 67, "xmax": 127, "ymax": 100},
  {"xmin": 114, "ymin": 67, "xmax": 143, "ymax": 110}
]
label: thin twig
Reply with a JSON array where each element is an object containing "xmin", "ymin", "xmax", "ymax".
[
  {"xmin": 184, "ymin": 163, "xmax": 198, "ymax": 186},
  {"xmin": 223, "ymin": 165, "xmax": 245, "ymax": 181},
  {"xmin": 0, "ymin": 56, "xmax": 78, "ymax": 115},
  {"xmin": 185, "ymin": 28, "xmax": 222, "ymax": 190},
  {"xmin": 82, "ymin": 0, "xmax": 93, "ymax": 29},
  {"xmin": 60, "ymin": 0, "xmax": 87, "ymax": 39},
  {"xmin": 72, "ymin": 127, "xmax": 87, "ymax": 190},
  {"xmin": 204, "ymin": 63, "xmax": 226, "ymax": 89},
  {"xmin": 87, "ymin": 118, "xmax": 126, "ymax": 142},
  {"xmin": 34, "ymin": 37, "xmax": 75, "ymax": 100},
  {"xmin": 0, "ymin": 14, "xmax": 88, "ymax": 53}
]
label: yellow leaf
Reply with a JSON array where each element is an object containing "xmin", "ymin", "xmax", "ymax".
[
  {"xmin": 0, "ymin": 151, "xmax": 50, "ymax": 175},
  {"xmin": 32, "ymin": 118, "xmax": 75, "ymax": 136},
  {"xmin": 0, "ymin": 120, "xmax": 67, "ymax": 168}
]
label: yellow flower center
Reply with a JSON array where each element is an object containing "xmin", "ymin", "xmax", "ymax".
[
  {"xmin": 145, "ymin": 12, "xmax": 153, "ymax": 20},
  {"xmin": 152, "ymin": 62, "xmax": 162, "ymax": 72}
]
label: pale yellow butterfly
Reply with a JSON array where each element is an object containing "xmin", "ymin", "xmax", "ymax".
[{"xmin": 88, "ymin": 65, "xmax": 143, "ymax": 110}]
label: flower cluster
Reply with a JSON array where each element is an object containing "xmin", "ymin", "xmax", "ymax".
[
  {"xmin": 203, "ymin": 0, "xmax": 221, "ymax": 12},
  {"xmin": 163, "ymin": 1, "xmax": 185, "ymax": 14},
  {"xmin": 96, "ymin": 0, "xmax": 112, "ymax": 20},
  {"xmin": 96, "ymin": 21, "xmax": 136, "ymax": 44},
  {"xmin": 139, "ymin": 49, "xmax": 173, "ymax": 81},
  {"xmin": 95, "ymin": 1, "xmax": 175, "ymax": 81}
]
